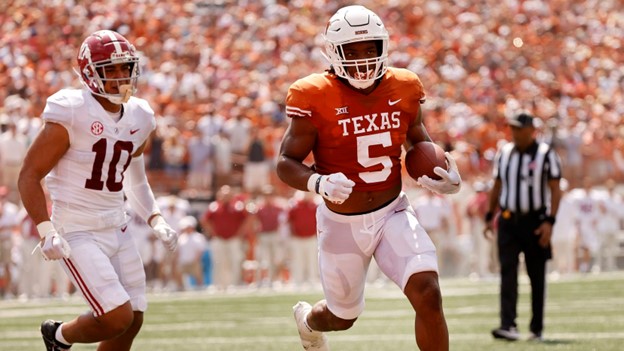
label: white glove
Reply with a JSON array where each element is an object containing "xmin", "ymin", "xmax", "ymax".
[
  {"xmin": 35, "ymin": 221, "xmax": 71, "ymax": 260},
  {"xmin": 417, "ymin": 152, "xmax": 462, "ymax": 194},
  {"xmin": 307, "ymin": 172, "xmax": 355, "ymax": 204},
  {"xmin": 150, "ymin": 215, "xmax": 178, "ymax": 251}
]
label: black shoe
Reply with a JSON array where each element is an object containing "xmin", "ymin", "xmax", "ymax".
[
  {"xmin": 40, "ymin": 320, "xmax": 72, "ymax": 350},
  {"xmin": 491, "ymin": 326, "xmax": 520, "ymax": 341}
]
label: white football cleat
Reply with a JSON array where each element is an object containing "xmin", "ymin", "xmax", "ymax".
[{"xmin": 293, "ymin": 301, "xmax": 330, "ymax": 350}]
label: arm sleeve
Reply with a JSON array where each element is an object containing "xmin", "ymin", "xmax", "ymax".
[{"xmin": 123, "ymin": 155, "xmax": 160, "ymax": 222}]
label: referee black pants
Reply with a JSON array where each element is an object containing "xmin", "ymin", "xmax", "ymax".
[{"xmin": 497, "ymin": 213, "xmax": 552, "ymax": 335}]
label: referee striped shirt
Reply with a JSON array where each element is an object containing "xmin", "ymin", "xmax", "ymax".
[{"xmin": 492, "ymin": 141, "xmax": 562, "ymax": 214}]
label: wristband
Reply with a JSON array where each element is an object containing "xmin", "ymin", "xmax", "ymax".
[
  {"xmin": 543, "ymin": 215, "xmax": 556, "ymax": 225},
  {"xmin": 306, "ymin": 173, "xmax": 322, "ymax": 194},
  {"xmin": 147, "ymin": 213, "xmax": 162, "ymax": 228},
  {"xmin": 36, "ymin": 221, "xmax": 56, "ymax": 239},
  {"xmin": 484, "ymin": 211, "xmax": 494, "ymax": 222},
  {"xmin": 315, "ymin": 176, "xmax": 323, "ymax": 194}
]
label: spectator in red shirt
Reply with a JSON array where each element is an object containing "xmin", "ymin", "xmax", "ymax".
[
  {"xmin": 287, "ymin": 191, "xmax": 320, "ymax": 288},
  {"xmin": 201, "ymin": 185, "xmax": 253, "ymax": 290},
  {"xmin": 253, "ymin": 187, "xmax": 287, "ymax": 287}
]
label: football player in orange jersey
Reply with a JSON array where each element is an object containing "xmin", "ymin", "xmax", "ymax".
[{"xmin": 277, "ymin": 5, "xmax": 461, "ymax": 351}]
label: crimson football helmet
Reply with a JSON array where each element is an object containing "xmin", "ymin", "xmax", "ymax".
[
  {"xmin": 77, "ymin": 30, "xmax": 140, "ymax": 104},
  {"xmin": 323, "ymin": 5, "xmax": 389, "ymax": 89}
]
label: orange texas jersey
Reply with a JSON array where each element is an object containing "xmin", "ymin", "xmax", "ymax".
[{"xmin": 286, "ymin": 67, "xmax": 425, "ymax": 192}]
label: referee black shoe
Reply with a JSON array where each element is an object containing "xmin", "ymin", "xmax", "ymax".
[
  {"xmin": 40, "ymin": 320, "xmax": 72, "ymax": 350},
  {"xmin": 491, "ymin": 326, "xmax": 520, "ymax": 341}
]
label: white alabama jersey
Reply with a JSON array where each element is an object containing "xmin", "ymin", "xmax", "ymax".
[{"xmin": 42, "ymin": 88, "xmax": 155, "ymax": 233}]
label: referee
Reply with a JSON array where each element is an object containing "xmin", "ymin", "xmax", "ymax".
[{"xmin": 484, "ymin": 112, "xmax": 562, "ymax": 342}]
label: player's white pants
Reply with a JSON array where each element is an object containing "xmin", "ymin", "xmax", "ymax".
[
  {"xmin": 60, "ymin": 225, "xmax": 147, "ymax": 317},
  {"xmin": 316, "ymin": 192, "xmax": 438, "ymax": 320}
]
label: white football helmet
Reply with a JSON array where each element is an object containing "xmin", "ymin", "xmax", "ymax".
[{"xmin": 323, "ymin": 5, "xmax": 389, "ymax": 89}]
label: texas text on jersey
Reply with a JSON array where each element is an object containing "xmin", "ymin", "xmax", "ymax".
[{"xmin": 285, "ymin": 67, "xmax": 426, "ymax": 192}]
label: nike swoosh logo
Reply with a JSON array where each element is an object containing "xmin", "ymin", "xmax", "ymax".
[
  {"xmin": 130, "ymin": 129, "xmax": 139, "ymax": 135},
  {"xmin": 388, "ymin": 99, "xmax": 402, "ymax": 106},
  {"xmin": 121, "ymin": 226, "xmax": 128, "ymax": 232}
]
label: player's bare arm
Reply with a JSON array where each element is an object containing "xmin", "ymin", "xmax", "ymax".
[
  {"xmin": 405, "ymin": 108, "xmax": 432, "ymax": 148},
  {"xmin": 276, "ymin": 115, "xmax": 317, "ymax": 191},
  {"xmin": 19, "ymin": 121, "xmax": 72, "ymax": 260},
  {"xmin": 18, "ymin": 122, "xmax": 69, "ymax": 225}
]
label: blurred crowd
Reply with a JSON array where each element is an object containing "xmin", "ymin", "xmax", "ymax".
[{"xmin": 1, "ymin": 0, "xmax": 624, "ymax": 298}]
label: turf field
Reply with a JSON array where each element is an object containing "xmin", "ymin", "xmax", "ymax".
[{"xmin": 1, "ymin": 272, "xmax": 623, "ymax": 350}]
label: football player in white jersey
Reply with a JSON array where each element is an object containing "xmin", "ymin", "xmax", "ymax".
[{"xmin": 18, "ymin": 30, "xmax": 178, "ymax": 351}]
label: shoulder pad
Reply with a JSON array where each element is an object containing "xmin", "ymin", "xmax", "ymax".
[
  {"xmin": 42, "ymin": 89, "xmax": 86, "ymax": 125},
  {"xmin": 387, "ymin": 68, "xmax": 425, "ymax": 102},
  {"xmin": 46, "ymin": 89, "xmax": 86, "ymax": 108},
  {"xmin": 388, "ymin": 67, "xmax": 418, "ymax": 81},
  {"xmin": 290, "ymin": 73, "xmax": 334, "ymax": 94},
  {"xmin": 126, "ymin": 97, "xmax": 156, "ymax": 131},
  {"xmin": 285, "ymin": 73, "xmax": 331, "ymax": 119},
  {"xmin": 128, "ymin": 96, "xmax": 155, "ymax": 115}
]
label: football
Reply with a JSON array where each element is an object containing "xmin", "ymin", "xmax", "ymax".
[{"xmin": 404, "ymin": 141, "xmax": 447, "ymax": 180}]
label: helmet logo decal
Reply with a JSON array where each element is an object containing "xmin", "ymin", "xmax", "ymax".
[
  {"xmin": 78, "ymin": 43, "xmax": 91, "ymax": 61},
  {"xmin": 355, "ymin": 30, "xmax": 368, "ymax": 35},
  {"xmin": 91, "ymin": 121, "xmax": 104, "ymax": 136}
]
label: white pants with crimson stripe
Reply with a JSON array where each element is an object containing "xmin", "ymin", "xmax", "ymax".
[{"xmin": 59, "ymin": 225, "xmax": 147, "ymax": 317}]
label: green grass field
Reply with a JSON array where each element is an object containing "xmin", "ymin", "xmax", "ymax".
[{"xmin": 1, "ymin": 272, "xmax": 623, "ymax": 350}]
